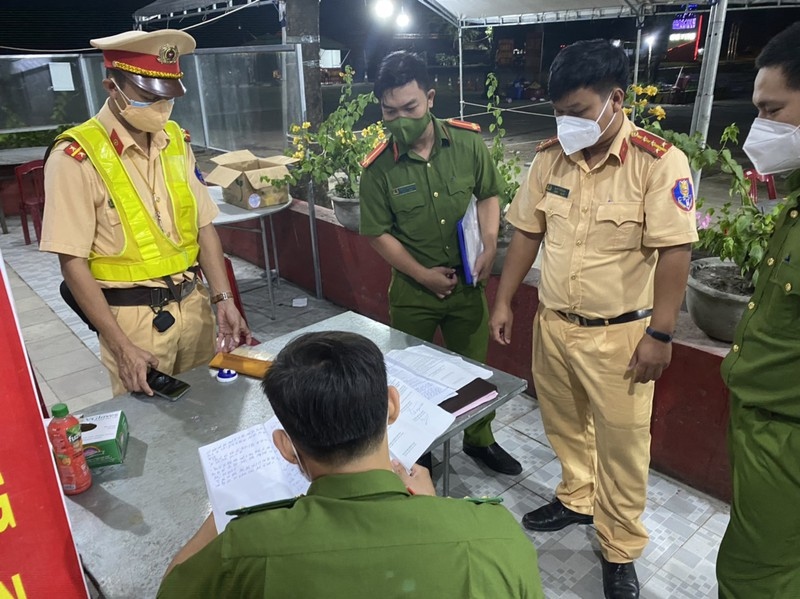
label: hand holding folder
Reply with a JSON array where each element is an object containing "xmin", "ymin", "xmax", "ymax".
[{"xmin": 456, "ymin": 197, "xmax": 484, "ymax": 286}]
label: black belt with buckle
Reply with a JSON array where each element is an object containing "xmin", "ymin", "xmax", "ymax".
[
  {"xmin": 555, "ymin": 308, "xmax": 653, "ymax": 327},
  {"xmin": 103, "ymin": 277, "xmax": 198, "ymax": 307}
]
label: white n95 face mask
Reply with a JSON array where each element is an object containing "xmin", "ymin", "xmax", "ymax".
[
  {"xmin": 556, "ymin": 93, "xmax": 617, "ymax": 155},
  {"xmin": 743, "ymin": 117, "xmax": 800, "ymax": 175}
]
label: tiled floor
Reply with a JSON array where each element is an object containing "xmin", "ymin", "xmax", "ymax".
[{"xmin": 2, "ymin": 215, "xmax": 729, "ymax": 598}]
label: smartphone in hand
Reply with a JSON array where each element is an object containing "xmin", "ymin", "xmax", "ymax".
[{"xmin": 145, "ymin": 368, "xmax": 190, "ymax": 401}]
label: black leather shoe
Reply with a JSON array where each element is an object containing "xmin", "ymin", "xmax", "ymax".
[
  {"xmin": 601, "ymin": 556, "xmax": 639, "ymax": 599},
  {"xmin": 522, "ymin": 499, "xmax": 593, "ymax": 531},
  {"xmin": 462, "ymin": 442, "xmax": 523, "ymax": 475}
]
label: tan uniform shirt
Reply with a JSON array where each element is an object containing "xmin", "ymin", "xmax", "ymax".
[
  {"xmin": 40, "ymin": 101, "xmax": 218, "ymax": 288},
  {"xmin": 508, "ymin": 118, "xmax": 698, "ymax": 319}
]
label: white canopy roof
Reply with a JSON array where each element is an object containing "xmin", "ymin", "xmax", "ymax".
[{"xmin": 416, "ymin": 0, "xmax": 800, "ymax": 26}]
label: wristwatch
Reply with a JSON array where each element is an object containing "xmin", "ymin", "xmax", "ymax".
[
  {"xmin": 646, "ymin": 326, "xmax": 673, "ymax": 343},
  {"xmin": 210, "ymin": 291, "xmax": 234, "ymax": 304}
]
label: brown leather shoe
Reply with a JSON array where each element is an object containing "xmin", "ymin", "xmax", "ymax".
[
  {"xmin": 522, "ymin": 499, "xmax": 593, "ymax": 531},
  {"xmin": 601, "ymin": 556, "xmax": 639, "ymax": 599}
]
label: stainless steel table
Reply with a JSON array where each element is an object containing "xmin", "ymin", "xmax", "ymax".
[
  {"xmin": 209, "ymin": 186, "xmax": 292, "ymax": 319},
  {"xmin": 65, "ymin": 312, "xmax": 527, "ymax": 598}
]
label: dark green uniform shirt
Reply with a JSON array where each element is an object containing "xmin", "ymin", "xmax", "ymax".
[
  {"xmin": 359, "ymin": 116, "xmax": 502, "ymax": 269},
  {"xmin": 721, "ymin": 170, "xmax": 800, "ymax": 419},
  {"xmin": 157, "ymin": 470, "xmax": 544, "ymax": 598}
]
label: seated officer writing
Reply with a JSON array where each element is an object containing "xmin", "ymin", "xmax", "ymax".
[{"xmin": 158, "ymin": 331, "xmax": 544, "ymax": 598}]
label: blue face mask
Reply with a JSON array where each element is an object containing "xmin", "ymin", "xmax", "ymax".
[{"xmin": 115, "ymin": 81, "xmax": 174, "ymax": 108}]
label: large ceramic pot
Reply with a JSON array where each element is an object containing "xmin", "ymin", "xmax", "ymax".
[
  {"xmin": 330, "ymin": 194, "xmax": 360, "ymax": 232},
  {"xmin": 686, "ymin": 257, "xmax": 751, "ymax": 343}
]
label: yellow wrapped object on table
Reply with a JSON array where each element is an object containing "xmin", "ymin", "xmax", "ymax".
[{"xmin": 208, "ymin": 352, "xmax": 272, "ymax": 379}]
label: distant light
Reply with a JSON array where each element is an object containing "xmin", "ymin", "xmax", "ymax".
[
  {"xmin": 374, "ymin": 0, "xmax": 394, "ymax": 18},
  {"xmin": 698, "ymin": 47, "xmax": 704, "ymax": 55},
  {"xmin": 646, "ymin": 34, "xmax": 657, "ymax": 48},
  {"xmin": 611, "ymin": 39, "xmax": 621, "ymax": 47},
  {"xmin": 396, "ymin": 9, "xmax": 411, "ymax": 28}
]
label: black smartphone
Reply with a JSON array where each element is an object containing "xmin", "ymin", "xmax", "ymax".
[{"xmin": 145, "ymin": 368, "xmax": 190, "ymax": 401}]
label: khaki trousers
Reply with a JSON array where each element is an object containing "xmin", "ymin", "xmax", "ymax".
[
  {"xmin": 533, "ymin": 306, "xmax": 654, "ymax": 562},
  {"xmin": 100, "ymin": 282, "xmax": 216, "ymax": 396}
]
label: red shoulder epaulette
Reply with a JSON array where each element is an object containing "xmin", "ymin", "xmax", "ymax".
[
  {"xmin": 63, "ymin": 141, "xmax": 87, "ymax": 162},
  {"xmin": 630, "ymin": 130, "xmax": 672, "ymax": 159},
  {"xmin": 360, "ymin": 140, "xmax": 390, "ymax": 168},
  {"xmin": 446, "ymin": 118, "xmax": 481, "ymax": 133},
  {"xmin": 182, "ymin": 128, "xmax": 191, "ymax": 143},
  {"xmin": 535, "ymin": 136, "xmax": 560, "ymax": 153}
]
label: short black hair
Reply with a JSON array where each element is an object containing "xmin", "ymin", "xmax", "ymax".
[
  {"xmin": 373, "ymin": 51, "xmax": 432, "ymax": 102},
  {"xmin": 262, "ymin": 331, "xmax": 388, "ymax": 465},
  {"xmin": 756, "ymin": 22, "xmax": 800, "ymax": 90},
  {"xmin": 548, "ymin": 39, "xmax": 629, "ymax": 102}
]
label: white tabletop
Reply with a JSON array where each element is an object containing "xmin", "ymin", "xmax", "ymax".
[{"xmin": 209, "ymin": 186, "xmax": 292, "ymax": 225}]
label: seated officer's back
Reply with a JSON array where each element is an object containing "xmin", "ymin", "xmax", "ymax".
[{"xmin": 158, "ymin": 331, "xmax": 543, "ymax": 598}]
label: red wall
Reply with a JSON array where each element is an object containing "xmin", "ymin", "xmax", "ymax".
[{"xmin": 217, "ymin": 200, "xmax": 732, "ymax": 502}]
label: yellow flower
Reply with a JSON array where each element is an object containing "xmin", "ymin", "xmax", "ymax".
[
  {"xmin": 632, "ymin": 84, "xmax": 644, "ymax": 96},
  {"xmin": 291, "ymin": 124, "xmax": 301, "ymax": 134},
  {"xmin": 623, "ymin": 107, "xmax": 632, "ymax": 116},
  {"xmin": 292, "ymin": 136, "xmax": 300, "ymax": 145},
  {"xmin": 361, "ymin": 128, "xmax": 368, "ymax": 137},
  {"xmin": 302, "ymin": 121, "xmax": 311, "ymax": 130},
  {"xmin": 645, "ymin": 85, "xmax": 659, "ymax": 97},
  {"xmin": 336, "ymin": 128, "xmax": 346, "ymax": 138},
  {"xmin": 648, "ymin": 105, "xmax": 667, "ymax": 121},
  {"xmin": 377, "ymin": 130, "xmax": 386, "ymax": 140},
  {"xmin": 292, "ymin": 150, "xmax": 304, "ymax": 160},
  {"xmin": 637, "ymin": 98, "xmax": 649, "ymax": 108}
]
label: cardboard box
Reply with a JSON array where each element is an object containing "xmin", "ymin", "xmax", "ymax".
[
  {"xmin": 80, "ymin": 411, "xmax": 129, "ymax": 468},
  {"xmin": 205, "ymin": 150, "xmax": 296, "ymax": 209}
]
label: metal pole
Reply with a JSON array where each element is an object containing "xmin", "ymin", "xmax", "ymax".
[
  {"xmin": 78, "ymin": 55, "xmax": 98, "ymax": 117},
  {"xmin": 458, "ymin": 24, "xmax": 465, "ymax": 119},
  {"xmin": 295, "ymin": 43, "xmax": 323, "ymax": 299},
  {"xmin": 690, "ymin": 0, "xmax": 729, "ymax": 194},
  {"xmin": 193, "ymin": 54, "xmax": 212, "ymax": 150},
  {"xmin": 632, "ymin": 26, "xmax": 642, "ymax": 121}
]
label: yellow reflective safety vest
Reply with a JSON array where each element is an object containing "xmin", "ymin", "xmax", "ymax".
[{"xmin": 56, "ymin": 119, "xmax": 200, "ymax": 282}]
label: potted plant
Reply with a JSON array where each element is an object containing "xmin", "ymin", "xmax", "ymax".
[
  {"xmin": 485, "ymin": 73, "xmax": 522, "ymax": 275},
  {"xmin": 284, "ymin": 67, "xmax": 383, "ymax": 231},
  {"xmin": 627, "ymin": 85, "xmax": 783, "ymax": 342}
]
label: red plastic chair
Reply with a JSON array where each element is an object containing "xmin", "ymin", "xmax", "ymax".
[
  {"xmin": 743, "ymin": 168, "xmax": 777, "ymax": 204},
  {"xmin": 15, "ymin": 159, "xmax": 45, "ymax": 245}
]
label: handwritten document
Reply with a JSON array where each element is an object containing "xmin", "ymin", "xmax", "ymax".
[
  {"xmin": 199, "ymin": 416, "xmax": 309, "ymax": 533},
  {"xmin": 386, "ymin": 359, "xmax": 456, "ymax": 404},
  {"xmin": 388, "ymin": 376, "xmax": 455, "ymax": 470}
]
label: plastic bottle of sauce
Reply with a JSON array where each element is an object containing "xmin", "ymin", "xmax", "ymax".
[{"xmin": 47, "ymin": 403, "xmax": 92, "ymax": 495}]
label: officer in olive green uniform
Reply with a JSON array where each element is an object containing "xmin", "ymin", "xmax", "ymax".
[
  {"xmin": 158, "ymin": 470, "xmax": 543, "ymax": 598},
  {"xmin": 359, "ymin": 51, "xmax": 521, "ymax": 474},
  {"xmin": 716, "ymin": 23, "xmax": 800, "ymax": 598},
  {"xmin": 158, "ymin": 331, "xmax": 543, "ymax": 598}
]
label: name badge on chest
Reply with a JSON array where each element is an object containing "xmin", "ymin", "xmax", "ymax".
[
  {"xmin": 545, "ymin": 183, "xmax": 570, "ymax": 199},
  {"xmin": 392, "ymin": 184, "xmax": 417, "ymax": 196}
]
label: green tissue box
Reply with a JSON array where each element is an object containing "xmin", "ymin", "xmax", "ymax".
[{"xmin": 81, "ymin": 411, "xmax": 129, "ymax": 468}]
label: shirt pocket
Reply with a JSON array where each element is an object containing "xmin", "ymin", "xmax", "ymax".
[
  {"xmin": 537, "ymin": 196, "xmax": 572, "ymax": 248},
  {"xmin": 595, "ymin": 202, "xmax": 644, "ymax": 251},
  {"xmin": 765, "ymin": 260, "xmax": 800, "ymax": 336},
  {"xmin": 388, "ymin": 189, "xmax": 427, "ymax": 227},
  {"xmin": 446, "ymin": 176, "xmax": 474, "ymax": 202}
]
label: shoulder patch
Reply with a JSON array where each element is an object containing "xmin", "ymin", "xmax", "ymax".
[
  {"xmin": 360, "ymin": 140, "xmax": 390, "ymax": 169},
  {"xmin": 182, "ymin": 128, "xmax": 191, "ymax": 143},
  {"xmin": 630, "ymin": 130, "xmax": 672, "ymax": 159},
  {"xmin": 672, "ymin": 178, "xmax": 694, "ymax": 211},
  {"xmin": 63, "ymin": 141, "xmax": 87, "ymax": 162},
  {"xmin": 226, "ymin": 496, "xmax": 300, "ymax": 518},
  {"xmin": 536, "ymin": 136, "xmax": 560, "ymax": 153},
  {"xmin": 446, "ymin": 118, "xmax": 481, "ymax": 133}
]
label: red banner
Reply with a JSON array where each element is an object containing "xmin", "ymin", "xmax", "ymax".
[{"xmin": 0, "ymin": 259, "xmax": 87, "ymax": 597}]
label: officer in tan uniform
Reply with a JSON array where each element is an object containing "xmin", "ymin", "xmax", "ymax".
[
  {"xmin": 490, "ymin": 39, "xmax": 697, "ymax": 599},
  {"xmin": 40, "ymin": 30, "xmax": 250, "ymax": 396}
]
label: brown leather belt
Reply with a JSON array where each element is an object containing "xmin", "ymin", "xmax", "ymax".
[
  {"xmin": 102, "ymin": 277, "xmax": 198, "ymax": 307},
  {"xmin": 555, "ymin": 308, "xmax": 652, "ymax": 327}
]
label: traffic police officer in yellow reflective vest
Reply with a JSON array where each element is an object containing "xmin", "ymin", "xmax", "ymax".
[
  {"xmin": 40, "ymin": 30, "xmax": 250, "ymax": 397},
  {"xmin": 491, "ymin": 40, "xmax": 697, "ymax": 599},
  {"xmin": 158, "ymin": 331, "xmax": 544, "ymax": 598},
  {"xmin": 716, "ymin": 22, "xmax": 800, "ymax": 599},
  {"xmin": 359, "ymin": 51, "xmax": 522, "ymax": 475}
]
